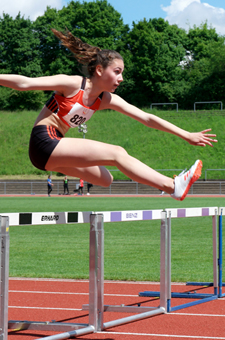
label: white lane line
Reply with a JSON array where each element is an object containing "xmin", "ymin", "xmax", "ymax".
[
  {"xmin": 171, "ymin": 312, "xmax": 225, "ymax": 317},
  {"xmin": 8, "ymin": 306, "xmax": 225, "ymax": 318},
  {"xmin": 100, "ymin": 332, "xmax": 225, "ymax": 339},
  {"xmin": 9, "ymin": 306, "xmax": 82, "ymax": 311},
  {"xmin": 9, "ymin": 278, "xmax": 163, "ymax": 285},
  {"xmin": 9, "ymin": 290, "xmax": 138, "ymax": 297}
]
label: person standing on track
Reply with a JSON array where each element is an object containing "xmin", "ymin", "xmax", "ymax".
[
  {"xmin": 87, "ymin": 182, "xmax": 93, "ymax": 195},
  {"xmin": 63, "ymin": 176, "xmax": 69, "ymax": 195},
  {"xmin": 47, "ymin": 175, "xmax": 53, "ymax": 197},
  {"xmin": 78, "ymin": 178, "xmax": 84, "ymax": 195},
  {"xmin": 0, "ymin": 28, "xmax": 217, "ymax": 201}
]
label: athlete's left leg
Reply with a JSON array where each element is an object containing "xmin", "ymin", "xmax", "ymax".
[{"xmin": 49, "ymin": 165, "xmax": 113, "ymax": 187}]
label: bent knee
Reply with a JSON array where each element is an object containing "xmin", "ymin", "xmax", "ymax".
[
  {"xmin": 111, "ymin": 145, "xmax": 128, "ymax": 162},
  {"xmin": 115, "ymin": 145, "xmax": 128, "ymax": 156},
  {"xmin": 100, "ymin": 171, "xmax": 113, "ymax": 187}
]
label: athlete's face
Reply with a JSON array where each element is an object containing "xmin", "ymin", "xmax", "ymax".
[{"xmin": 99, "ymin": 58, "xmax": 124, "ymax": 92}]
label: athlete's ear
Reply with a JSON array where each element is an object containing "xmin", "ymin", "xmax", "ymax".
[{"xmin": 95, "ymin": 64, "xmax": 104, "ymax": 76}]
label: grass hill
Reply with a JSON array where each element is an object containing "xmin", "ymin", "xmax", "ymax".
[{"xmin": 0, "ymin": 108, "xmax": 224, "ymax": 180}]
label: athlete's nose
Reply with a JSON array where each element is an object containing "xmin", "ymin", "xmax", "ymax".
[{"xmin": 119, "ymin": 74, "xmax": 123, "ymax": 82}]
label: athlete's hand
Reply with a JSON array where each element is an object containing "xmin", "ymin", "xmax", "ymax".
[{"xmin": 187, "ymin": 129, "xmax": 217, "ymax": 147}]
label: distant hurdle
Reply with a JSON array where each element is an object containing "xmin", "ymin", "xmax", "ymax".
[
  {"xmin": 139, "ymin": 207, "xmax": 220, "ymax": 312},
  {"xmin": 0, "ymin": 206, "xmax": 224, "ymax": 339}
]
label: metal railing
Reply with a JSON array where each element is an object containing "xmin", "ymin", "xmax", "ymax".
[
  {"xmin": 194, "ymin": 101, "xmax": 223, "ymax": 111},
  {"xmin": 150, "ymin": 103, "xmax": 178, "ymax": 112},
  {"xmin": 1, "ymin": 180, "xmax": 225, "ymax": 195},
  {"xmin": 205, "ymin": 169, "xmax": 225, "ymax": 181},
  {"xmin": 149, "ymin": 101, "xmax": 224, "ymax": 112}
]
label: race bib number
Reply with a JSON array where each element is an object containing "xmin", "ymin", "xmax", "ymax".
[{"xmin": 62, "ymin": 102, "xmax": 95, "ymax": 127}]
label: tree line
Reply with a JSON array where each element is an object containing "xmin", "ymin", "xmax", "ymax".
[{"xmin": 0, "ymin": 0, "xmax": 225, "ymax": 110}]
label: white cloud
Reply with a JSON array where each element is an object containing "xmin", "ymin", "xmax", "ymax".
[
  {"xmin": 161, "ymin": 0, "xmax": 225, "ymax": 35},
  {"xmin": 1, "ymin": 0, "xmax": 63, "ymax": 21}
]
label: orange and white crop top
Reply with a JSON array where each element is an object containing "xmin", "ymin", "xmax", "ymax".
[{"xmin": 45, "ymin": 77, "xmax": 103, "ymax": 128}]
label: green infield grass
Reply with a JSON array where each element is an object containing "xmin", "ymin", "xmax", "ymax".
[{"xmin": 0, "ymin": 196, "xmax": 224, "ymax": 282}]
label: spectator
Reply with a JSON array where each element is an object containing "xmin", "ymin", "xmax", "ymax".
[
  {"xmin": 47, "ymin": 175, "xmax": 53, "ymax": 196},
  {"xmin": 87, "ymin": 182, "xmax": 93, "ymax": 195},
  {"xmin": 63, "ymin": 176, "xmax": 69, "ymax": 195},
  {"xmin": 78, "ymin": 178, "xmax": 84, "ymax": 195}
]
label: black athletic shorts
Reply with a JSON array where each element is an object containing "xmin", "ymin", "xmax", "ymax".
[{"xmin": 29, "ymin": 125, "xmax": 63, "ymax": 171}]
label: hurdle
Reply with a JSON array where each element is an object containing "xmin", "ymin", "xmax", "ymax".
[
  {"xmin": 2, "ymin": 207, "xmax": 222, "ymax": 338},
  {"xmin": 3, "ymin": 212, "xmax": 167, "ymax": 340},
  {"xmin": 139, "ymin": 207, "xmax": 219, "ymax": 312},
  {"xmin": 185, "ymin": 207, "xmax": 225, "ymax": 298}
]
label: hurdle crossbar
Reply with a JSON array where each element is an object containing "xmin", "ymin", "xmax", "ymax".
[
  {"xmin": 3, "ymin": 209, "xmax": 164, "ymax": 226},
  {"xmin": 139, "ymin": 207, "xmax": 219, "ymax": 312}
]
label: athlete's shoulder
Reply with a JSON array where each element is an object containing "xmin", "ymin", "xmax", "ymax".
[
  {"xmin": 56, "ymin": 75, "xmax": 83, "ymax": 88},
  {"xmin": 100, "ymin": 92, "xmax": 127, "ymax": 109},
  {"xmin": 55, "ymin": 75, "xmax": 83, "ymax": 97}
]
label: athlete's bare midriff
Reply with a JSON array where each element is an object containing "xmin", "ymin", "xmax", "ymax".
[{"xmin": 34, "ymin": 107, "xmax": 70, "ymax": 136}]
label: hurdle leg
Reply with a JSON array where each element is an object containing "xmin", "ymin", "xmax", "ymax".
[
  {"xmin": 212, "ymin": 211, "xmax": 218, "ymax": 296},
  {"xmin": 0, "ymin": 216, "xmax": 10, "ymax": 340},
  {"xmin": 166, "ymin": 212, "xmax": 171, "ymax": 312},
  {"xmin": 89, "ymin": 214, "xmax": 104, "ymax": 331},
  {"xmin": 160, "ymin": 211, "xmax": 169, "ymax": 312},
  {"xmin": 139, "ymin": 211, "xmax": 169, "ymax": 310},
  {"xmin": 218, "ymin": 210, "xmax": 223, "ymax": 297}
]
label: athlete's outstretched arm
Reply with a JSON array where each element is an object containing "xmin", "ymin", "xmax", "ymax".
[
  {"xmin": 0, "ymin": 74, "xmax": 80, "ymax": 95},
  {"xmin": 104, "ymin": 93, "xmax": 217, "ymax": 147}
]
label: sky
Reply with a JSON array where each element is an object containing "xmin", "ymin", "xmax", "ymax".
[{"xmin": 1, "ymin": 0, "xmax": 225, "ymax": 35}]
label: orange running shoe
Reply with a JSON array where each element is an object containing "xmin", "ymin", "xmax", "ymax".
[{"xmin": 171, "ymin": 160, "xmax": 202, "ymax": 201}]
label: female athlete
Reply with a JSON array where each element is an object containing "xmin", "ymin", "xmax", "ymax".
[{"xmin": 0, "ymin": 29, "xmax": 217, "ymax": 200}]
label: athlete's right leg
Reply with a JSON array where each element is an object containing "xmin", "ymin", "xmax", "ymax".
[
  {"xmin": 45, "ymin": 137, "xmax": 202, "ymax": 200},
  {"xmin": 45, "ymin": 137, "xmax": 175, "ymax": 193}
]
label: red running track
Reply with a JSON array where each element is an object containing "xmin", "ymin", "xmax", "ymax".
[{"xmin": 7, "ymin": 278, "xmax": 225, "ymax": 340}]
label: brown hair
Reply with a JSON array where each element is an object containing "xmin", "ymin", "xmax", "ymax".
[{"xmin": 51, "ymin": 28, "xmax": 123, "ymax": 77}]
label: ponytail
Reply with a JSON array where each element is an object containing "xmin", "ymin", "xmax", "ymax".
[{"xmin": 52, "ymin": 28, "xmax": 123, "ymax": 77}]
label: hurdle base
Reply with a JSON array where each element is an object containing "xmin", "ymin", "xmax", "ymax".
[
  {"xmin": 169, "ymin": 294, "xmax": 218, "ymax": 312},
  {"xmin": 8, "ymin": 320, "xmax": 90, "ymax": 332},
  {"xmin": 186, "ymin": 281, "xmax": 225, "ymax": 289},
  {"xmin": 102, "ymin": 307, "xmax": 165, "ymax": 330},
  {"xmin": 139, "ymin": 290, "xmax": 218, "ymax": 312},
  {"xmin": 139, "ymin": 291, "xmax": 217, "ymax": 299}
]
